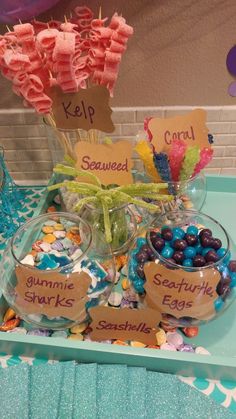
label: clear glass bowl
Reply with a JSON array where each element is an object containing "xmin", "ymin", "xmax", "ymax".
[
  {"xmin": 128, "ymin": 210, "xmax": 236, "ymax": 327},
  {"xmin": 166, "ymin": 172, "xmax": 207, "ymax": 211},
  {"xmin": 0, "ymin": 212, "xmax": 116, "ymax": 330},
  {"xmin": 79, "ymin": 203, "xmax": 137, "ymax": 256}
]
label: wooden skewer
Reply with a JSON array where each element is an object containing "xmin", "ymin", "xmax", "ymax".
[
  {"xmin": 18, "ymin": 19, "xmax": 22, "ymax": 24},
  {"xmin": 98, "ymin": 6, "xmax": 102, "ymax": 20},
  {"xmin": 64, "ymin": 15, "xmax": 68, "ymax": 23},
  {"xmin": 6, "ymin": 25, "xmax": 11, "ymax": 32}
]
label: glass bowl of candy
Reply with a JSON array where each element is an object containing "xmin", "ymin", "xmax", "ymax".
[
  {"xmin": 0, "ymin": 212, "xmax": 116, "ymax": 330},
  {"xmin": 128, "ymin": 210, "xmax": 236, "ymax": 327},
  {"xmin": 166, "ymin": 172, "xmax": 207, "ymax": 211}
]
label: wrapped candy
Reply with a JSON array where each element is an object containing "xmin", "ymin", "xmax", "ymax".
[
  {"xmin": 169, "ymin": 139, "xmax": 187, "ymax": 181},
  {"xmin": 179, "ymin": 146, "xmax": 200, "ymax": 181},
  {"xmin": 193, "ymin": 147, "xmax": 213, "ymax": 177},
  {"xmin": 135, "ymin": 140, "xmax": 161, "ymax": 182}
]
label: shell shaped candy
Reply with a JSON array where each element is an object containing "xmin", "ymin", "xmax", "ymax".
[
  {"xmin": 42, "ymin": 226, "xmax": 54, "ymax": 234},
  {"xmin": 166, "ymin": 331, "xmax": 183, "ymax": 349},
  {"xmin": 54, "ymin": 223, "xmax": 64, "ymax": 231},
  {"xmin": 7, "ymin": 327, "xmax": 27, "ymax": 335},
  {"xmin": 32, "ymin": 240, "xmax": 43, "ymax": 251},
  {"xmin": 0, "ymin": 318, "xmax": 20, "ymax": 331},
  {"xmin": 3, "ymin": 308, "xmax": 16, "ymax": 322},
  {"xmin": 39, "ymin": 242, "xmax": 52, "ymax": 252},
  {"xmin": 182, "ymin": 326, "xmax": 199, "ymax": 338},
  {"xmin": 43, "ymin": 233, "xmax": 56, "ymax": 244},
  {"xmin": 51, "ymin": 240, "xmax": 64, "ymax": 251},
  {"xmin": 108, "ymin": 292, "xmax": 122, "ymax": 307},
  {"xmin": 70, "ymin": 322, "xmax": 88, "ymax": 334},
  {"xmin": 20, "ymin": 254, "xmax": 35, "ymax": 266},
  {"xmin": 130, "ymin": 341, "xmax": 146, "ymax": 348},
  {"xmin": 54, "ymin": 230, "xmax": 66, "ymax": 239},
  {"xmin": 155, "ymin": 328, "xmax": 167, "ymax": 346},
  {"xmin": 67, "ymin": 333, "xmax": 84, "ymax": 341}
]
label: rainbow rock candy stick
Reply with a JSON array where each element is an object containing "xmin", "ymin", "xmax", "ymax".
[
  {"xmin": 169, "ymin": 139, "xmax": 187, "ymax": 181},
  {"xmin": 179, "ymin": 146, "xmax": 200, "ymax": 181},
  {"xmin": 193, "ymin": 147, "xmax": 213, "ymax": 177}
]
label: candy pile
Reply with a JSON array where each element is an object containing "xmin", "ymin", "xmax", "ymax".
[
  {"xmin": 0, "ymin": 253, "xmax": 210, "ymax": 355},
  {"xmin": 135, "ymin": 135, "xmax": 214, "ymax": 185},
  {"xmin": 15, "ymin": 211, "xmax": 114, "ymax": 325},
  {"xmin": 128, "ymin": 225, "xmax": 236, "ymax": 312},
  {"xmin": 0, "ymin": 6, "xmax": 133, "ymax": 114}
]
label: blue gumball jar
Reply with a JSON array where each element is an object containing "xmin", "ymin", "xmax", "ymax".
[{"xmin": 127, "ymin": 210, "xmax": 236, "ymax": 327}]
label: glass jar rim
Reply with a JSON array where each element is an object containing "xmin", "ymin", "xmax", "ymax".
[
  {"xmin": 163, "ymin": 172, "xmax": 205, "ymax": 187},
  {"xmin": 146, "ymin": 209, "xmax": 230, "ymax": 271},
  {"xmin": 10, "ymin": 211, "xmax": 92, "ymax": 273}
]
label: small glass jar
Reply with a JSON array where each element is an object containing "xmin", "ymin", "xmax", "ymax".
[
  {"xmin": 166, "ymin": 172, "xmax": 207, "ymax": 211},
  {"xmin": 80, "ymin": 203, "xmax": 137, "ymax": 256},
  {"xmin": 0, "ymin": 212, "xmax": 116, "ymax": 330},
  {"xmin": 128, "ymin": 210, "xmax": 236, "ymax": 327}
]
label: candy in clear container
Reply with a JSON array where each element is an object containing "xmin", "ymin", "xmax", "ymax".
[
  {"xmin": 0, "ymin": 212, "xmax": 116, "ymax": 330},
  {"xmin": 128, "ymin": 210, "xmax": 236, "ymax": 327}
]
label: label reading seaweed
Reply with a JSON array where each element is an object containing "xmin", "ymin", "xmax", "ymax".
[
  {"xmin": 15, "ymin": 265, "xmax": 91, "ymax": 321},
  {"xmin": 148, "ymin": 109, "xmax": 209, "ymax": 153},
  {"xmin": 144, "ymin": 262, "xmax": 220, "ymax": 321},
  {"xmin": 74, "ymin": 140, "xmax": 134, "ymax": 185},
  {"xmin": 89, "ymin": 306, "xmax": 161, "ymax": 345},
  {"xmin": 50, "ymin": 85, "xmax": 114, "ymax": 132}
]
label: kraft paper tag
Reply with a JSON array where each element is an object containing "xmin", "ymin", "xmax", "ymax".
[
  {"xmin": 144, "ymin": 262, "xmax": 220, "ymax": 321},
  {"xmin": 89, "ymin": 306, "xmax": 161, "ymax": 345},
  {"xmin": 148, "ymin": 109, "xmax": 209, "ymax": 153},
  {"xmin": 74, "ymin": 140, "xmax": 134, "ymax": 186},
  {"xmin": 15, "ymin": 265, "xmax": 91, "ymax": 321},
  {"xmin": 50, "ymin": 85, "xmax": 114, "ymax": 132}
]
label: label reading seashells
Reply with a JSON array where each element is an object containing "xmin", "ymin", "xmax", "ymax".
[
  {"xmin": 89, "ymin": 306, "xmax": 161, "ymax": 345},
  {"xmin": 50, "ymin": 85, "xmax": 114, "ymax": 132},
  {"xmin": 15, "ymin": 265, "xmax": 91, "ymax": 321},
  {"xmin": 74, "ymin": 140, "xmax": 134, "ymax": 185},
  {"xmin": 148, "ymin": 109, "xmax": 209, "ymax": 153},
  {"xmin": 144, "ymin": 262, "xmax": 220, "ymax": 321}
]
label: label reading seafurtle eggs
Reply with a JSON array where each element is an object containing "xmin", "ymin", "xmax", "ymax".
[
  {"xmin": 50, "ymin": 85, "xmax": 114, "ymax": 132},
  {"xmin": 144, "ymin": 262, "xmax": 220, "ymax": 321},
  {"xmin": 89, "ymin": 306, "xmax": 161, "ymax": 345},
  {"xmin": 74, "ymin": 140, "xmax": 134, "ymax": 186},
  {"xmin": 15, "ymin": 265, "xmax": 91, "ymax": 321}
]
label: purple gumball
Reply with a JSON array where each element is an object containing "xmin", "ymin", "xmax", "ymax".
[
  {"xmin": 0, "ymin": 0, "xmax": 60, "ymax": 24},
  {"xmin": 226, "ymin": 45, "xmax": 236, "ymax": 76}
]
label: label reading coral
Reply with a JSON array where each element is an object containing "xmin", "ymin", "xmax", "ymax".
[
  {"xmin": 144, "ymin": 262, "xmax": 220, "ymax": 320},
  {"xmin": 50, "ymin": 85, "xmax": 114, "ymax": 132},
  {"xmin": 74, "ymin": 140, "xmax": 134, "ymax": 185},
  {"xmin": 148, "ymin": 109, "xmax": 209, "ymax": 153},
  {"xmin": 15, "ymin": 266, "xmax": 91, "ymax": 321},
  {"xmin": 89, "ymin": 306, "xmax": 161, "ymax": 345}
]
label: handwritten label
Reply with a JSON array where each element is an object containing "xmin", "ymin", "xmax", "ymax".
[
  {"xmin": 15, "ymin": 265, "xmax": 91, "ymax": 321},
  {"xmin": 144, "ymin": 262, "xmax": 220, "ymax": 320},
  {"xmin": 50, "ymin": 85, "xmax": 115, "ymax": 132},
  {"xmin": 89, "ymin": 306, "xmax": 161, "ymax": 345},
  {"xmin": 148, "ymin": 109, "xmax": 209, "ymax": 153},
  {"xmin": 74, "ymin": 140, "xmax": 134, "ymax": 185}
]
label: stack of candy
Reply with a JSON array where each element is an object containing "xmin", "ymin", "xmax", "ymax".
[
  {"xmin": 0, "ymin": 6, "xmax": 134, "ymax": 115},
  {"xmin": 135, "ymin": 134, "xmax": 214, "ymax": 188},
  {"xmin": 128, "ymin": 224, "xmax": 236, "ymax": 319}
]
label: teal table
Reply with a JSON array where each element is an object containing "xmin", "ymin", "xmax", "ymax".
[{"xmin": 0, "ymin": 181, "xmax": 235, "ymax": 414}]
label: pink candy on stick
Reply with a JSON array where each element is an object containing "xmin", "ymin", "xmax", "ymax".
[
  {"xmin": 192, "ymin": 147, "xmax": 213, "ymax": 177},
  {"xmin": 169, "ymin": 139, "xmax": 187, "ymax": 181}
]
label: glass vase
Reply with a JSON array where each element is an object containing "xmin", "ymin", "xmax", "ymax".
[
  {"xmin": 0, "ymin": 212, "xmax": 116, "ymax": 330},
  {"xmin": 128, "ymin": 209, "xmax": 236, "ymax": 327}
]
